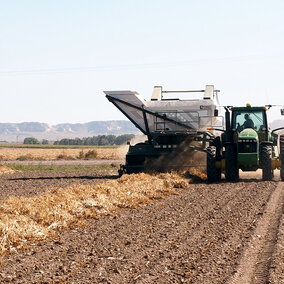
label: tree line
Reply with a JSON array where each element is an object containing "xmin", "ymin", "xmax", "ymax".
[{"xmin": 24, "ymin": 134, "xmax": 135, "ymax": 145}]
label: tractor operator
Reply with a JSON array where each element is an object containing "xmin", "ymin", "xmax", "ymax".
[
  {"xmin": 239, "ymin": 113, "xmax": 254, "ymax": 130},
  {"xmin": 237, "ymin": 113, "xmax": 254, "ymax": 131}
]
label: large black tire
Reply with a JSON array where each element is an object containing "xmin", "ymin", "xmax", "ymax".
[
  {"xmin": 261, "ymin": 144, "xmax": 273, "ymax": 181},
  {"xmin": 280, "ymin": 135, "xmax": 284, "ymax": 181},
  {"xmin": 118, "ymin": 167, "xmax": 125, "ymax": 177},
  {"xmin": 225, "ymin": 144, "xmax": 239, "ymax": 182},
  {"xmin": 207, "ymin": 146, "xmax": 221, "ymax": 183}
]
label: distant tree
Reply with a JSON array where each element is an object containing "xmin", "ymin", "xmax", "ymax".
[
  {"xmin": 74, "ymin": 137, "xmax": 83, "ymax": 145},
  {"xmin": 41, "ymin": 139, "xmax": 49, "ymax": 145},
  {"xmin": 83, "ymin": 137, "xmax": 92, "ymax": 145},
  {"xmin": 97, "ymin": 135, "xmax": 108, "ymax": 146},
  {"xmin": 107, "ymin": 135, "xmax": 116, "ymax": 145},
  {"xmin": 58, "ymin": 138, "xmax": 69, "ymax": 145},
  {"xmin": 114, "ymin": 134, "xmax": 135, "ymax": 145},
  {"xmin": 53, "ymin": 134, "xmax": 136, "ymax": 146},
  {"xmin": 91, "ymin": 136, "xmax": 99, "ymax": 145},
  {"xmin": 24, "ymin": 137, "xmax": 40, "ymax": 144}
]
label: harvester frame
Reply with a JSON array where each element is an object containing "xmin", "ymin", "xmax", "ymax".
[{"xmin": 105, "ymin": 85, "xmax": 222, "ymax": 175}]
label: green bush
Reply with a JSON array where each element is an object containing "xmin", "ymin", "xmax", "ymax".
[{"xmin": 24, "ymin": 137, "xmax": 40, "ymax": 144}]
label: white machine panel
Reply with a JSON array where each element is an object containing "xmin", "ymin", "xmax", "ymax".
[{"xmin": 104, "ymin": 85, "xmax": 220, "ymax": 135}]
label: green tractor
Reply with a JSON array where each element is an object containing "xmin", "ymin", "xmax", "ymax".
[{"xmin": 207, "ymin": 104, "xmax": 284, "ymax": 182}]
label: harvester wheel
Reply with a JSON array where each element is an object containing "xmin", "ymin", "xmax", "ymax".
[
  {"xmin": 207, "ymin": 146, "xmax": 221, "ymax": 182},
  {"xmin": 261, "ymin": 144, "xmax": 273, "ymax": 181},
  {"xmin": 280, "ymin": 135, "xmax": 284, "ymax": 181},
  {"xmin": 225, "ymin": 144, "xmax": 239, "ymax": 182},
  {"xmin": 118, "ymin": 165, "xmax": 127, "ymax": 177},
  {"xmin": 118, "ymin": 169, "xmax": 124, "ymax": 177}
]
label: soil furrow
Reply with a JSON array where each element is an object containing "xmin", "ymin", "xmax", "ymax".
[
  {"xmin": 269, "ymin": 209, "xmax": 284, "ymax": 284},
  {"xmin": 229, "ymin": 182, "xmax": 284, "ymax": 284}
]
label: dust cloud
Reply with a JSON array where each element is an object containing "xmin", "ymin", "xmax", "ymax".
[
  {"xmin": 117, "ymin": 134, "xmax": 147, "ymax": 159},
  {"xmin": 145, "ymin": 136, "xmax": 206, "ymax": 170},
  {"xmin": 117, "ymin": 134, "xmax": 206, "ymax": 170}
]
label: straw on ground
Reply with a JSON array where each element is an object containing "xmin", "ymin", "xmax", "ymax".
[{"xmin": 0, "ymin": 172, "xmax": 190, "ymax": 257}]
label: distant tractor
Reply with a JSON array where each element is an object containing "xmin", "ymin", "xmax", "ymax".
[{"xmin": 206, "ymin": 105, "xmax": 284, "ymax": 182}]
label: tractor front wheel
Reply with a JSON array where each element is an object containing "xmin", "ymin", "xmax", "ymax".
[
  {"xmin": 280, "ymin": 135, "xmax": 284, "ymax": 181},
  {"xmin": 207, "ymin": 146, "xmax": 221, "ymax": 183},
  {"xmin": 261, "ymin": 144, "xmax": 273, "ymax": 181},
  {"xmin": 225, "ymin": 144, "xmax": 239, "ymax": 182}
]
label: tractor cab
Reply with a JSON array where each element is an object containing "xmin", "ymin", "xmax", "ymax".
[{"xmin": 232, "ymin": 106, "xmax": 268, "ymax": 132}]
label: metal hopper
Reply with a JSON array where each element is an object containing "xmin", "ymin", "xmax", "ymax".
[{"xmin": 104, "ymin": 85, "xmax": 223, "ymax": 175}]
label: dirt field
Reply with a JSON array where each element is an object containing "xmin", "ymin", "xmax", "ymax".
[{"xmin": 0, "ymin": 167, "xmax": 283, "ymax": 283}]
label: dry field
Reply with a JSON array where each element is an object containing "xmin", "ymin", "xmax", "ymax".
[
  {"xmin": 0, "ymin": 147, "xmax": 123, "ymax": 160},
  {"xmin": 0, "ymin": 165, "xmax": 283, "ymax": 283}
]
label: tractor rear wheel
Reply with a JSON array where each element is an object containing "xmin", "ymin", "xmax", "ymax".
[
  {"xmin": 261, "ymin": 144, "xmax": 273, "ymax": 181},
  {"xmin": 225, "ymin": 144, "xmax": 239, "ymax": 182},
  {"xmin": 207, "ymin": 146, "xmax": 221, "ymax": 182},
  {"xmin": 280, "ymin": 135, "xmax": 284, "ymax": 181}
]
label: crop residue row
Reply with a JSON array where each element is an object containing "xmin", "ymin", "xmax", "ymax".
[{"xmin": 0, "ymin": 172, "xmax": 190, "ymax": 257}]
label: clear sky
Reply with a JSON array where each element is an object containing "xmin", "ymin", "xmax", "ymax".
[{"xmin": 0, "ymin": 0, "xmax": 283, "ymax": 125}]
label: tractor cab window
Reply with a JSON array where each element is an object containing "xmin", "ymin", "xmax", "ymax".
[{"xmin": 232, "ymin": 111, "xmax": 266, "ymax": 132}]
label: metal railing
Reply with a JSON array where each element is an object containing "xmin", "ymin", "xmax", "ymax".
[{"xmin": 154, "ymin": 111, "xmax": 224, "ymax": 132}]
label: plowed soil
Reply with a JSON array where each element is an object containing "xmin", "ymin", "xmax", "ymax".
[{"xmin": 0, "ymin": 169, "xmax": 283, "ymax": 284}]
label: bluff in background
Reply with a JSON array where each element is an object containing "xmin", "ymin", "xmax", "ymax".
[{"xmin": 0, "ymin": 121, "xmax": 139, "ymax": 142}]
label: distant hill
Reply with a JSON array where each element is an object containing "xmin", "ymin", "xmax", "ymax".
[
  {"xmin": 1, "ymin": 119, "xmax": 283, "ymax": 143},
  {"xmin": 0, "ymin": 121, "xmax": 139, "ymax": 142}
]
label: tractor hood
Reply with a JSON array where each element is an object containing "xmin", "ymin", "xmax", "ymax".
[{"xmin": 238, "ymin": 128, "xmax": 258, "ymax": 140}]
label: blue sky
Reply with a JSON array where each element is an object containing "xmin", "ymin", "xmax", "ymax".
[{"xmin": 0, "ymin": 0, "xmax": 283, "ymax": 124}]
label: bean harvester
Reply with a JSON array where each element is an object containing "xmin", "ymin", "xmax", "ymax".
[{"xmin": 104, "ymin": 85, "xmax": 222, "ymax": 176}]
